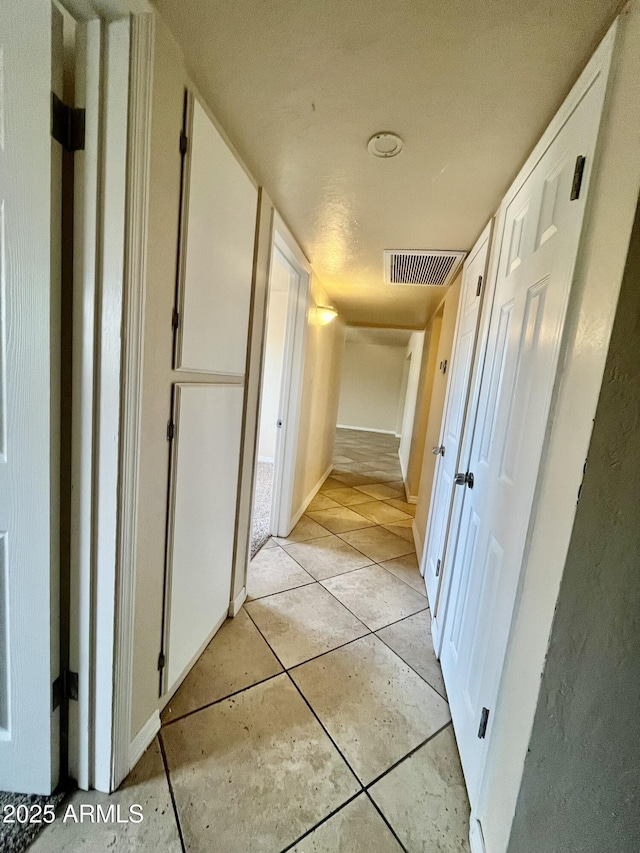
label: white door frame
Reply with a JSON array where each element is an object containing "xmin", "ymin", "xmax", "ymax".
[
  {"xmin": 267, "ymin": 218, "xmax": 312, "ymax": 537},
  {"xmin": 57, "ymin": 0, "xmax": 154, "ymax": 794}
]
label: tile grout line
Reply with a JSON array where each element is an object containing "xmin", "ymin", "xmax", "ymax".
[
  {"xmin": 277, "ymin": 519, "xmax": 417, "ymax": 583},
  {"xmin": 364, "ymin": 788, "xmax": 409, "ymax": 853},
  {"xmin": 160, "ymin": 669, "xmax": 285, "ymax": 727},
  {"xmin": 162, "ymin": 596, "xmax": 436, "ymax": 729},
  {"xmin": 364, "ymin": 720, "xmax": 454, "ymax": 791},
  {"xmin": 373, "ymin": 628, "xmax": 448, "ymax": 702},
  {"xmin": 243, "ymin": 607, "xmax": 368, "ymax": 802},
  {"xmin": 276, "ymin": 790, "xmax": 364, "ymax": 853},
  {"xmin": 284, "ymin": 669, "xmax": 366, "ymax": 798},
  {"xmin": 157, "ymin": 731, "xmax": 187, "ymax": 853},
  {"xmin": 246, "ymin": 581, "xmax": 452, "ymax": 852}
]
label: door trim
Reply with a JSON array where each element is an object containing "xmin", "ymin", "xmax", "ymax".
[
  {"xmin": 111, "ymin": 9, "xmax": 155, "ymax": 794},
  {"xmin": 59, "ymin": 0, "xmax": 154, "ymax": 795}
]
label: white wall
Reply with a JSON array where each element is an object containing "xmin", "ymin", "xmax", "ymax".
[
  {"xmin": 398, "ymin": 331, "xmax": 425, "ymax": 482},
  {"xmin": 257, "ymin": 257, "xmax": 289, "ymax": 461},
  {"xmin": 337, "ymin": 329, "xmax": 410, "ymax": 433},
  {"xmin": 290, "ymin": 275, "xmax": 346, "ymax": 517}
]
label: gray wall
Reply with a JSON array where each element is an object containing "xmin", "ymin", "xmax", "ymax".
[{"xmin": 507, "ymin": 201, "xmax": 640, "ymax": 853}]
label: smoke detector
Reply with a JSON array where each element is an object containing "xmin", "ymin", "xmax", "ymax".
[
  {"xmin": 383, "ymin": 250, "xmax": 466, "ymax": 286},
  {"xmin": 368, "ymin": 132, "xmax": 404, "ymax": 158}
]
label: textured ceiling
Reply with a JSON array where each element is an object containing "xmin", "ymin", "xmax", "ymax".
[
  {"xmin": 346, "ymin": 327, "xmax": 413, "ymax": 348},
  {"xmin": 154, "ymin": 0, "xmax": 623, "ymax": 326}
]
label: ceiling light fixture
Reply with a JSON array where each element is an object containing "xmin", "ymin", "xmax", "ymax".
[
  {"xmin": 315, "ymin": 305, "xmax": 338, "ymax": 325},
  {"xmin": 367, "ymin": 131, "xmax": 404, "ymax": 158}
]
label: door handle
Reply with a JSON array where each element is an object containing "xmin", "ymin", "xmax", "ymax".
[
  {"xmin": 454, "ymin": 471, "xmax": 474, "ymax": 488},
  {"xmin": 432, "ymin": 445, "xmax": 445, "ymax": 456}
]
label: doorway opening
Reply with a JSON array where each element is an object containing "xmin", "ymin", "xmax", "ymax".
[{"xmin": 251, "ymin": 231, "xmax": 310, "ymax": 555}]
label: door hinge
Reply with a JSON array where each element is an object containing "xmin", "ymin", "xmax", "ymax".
[
  {"xmin": 439, "ymin": 359, "xmax": 448, "ymax": 375},
  {"xmin": 51, "ymin": 92, "xmax": 85, "ymax": 152},
  {"xmin": 179, "ymin": 131, "xmax": 188, "ymax": 156},
  {"xmin": 570, "ymin": 155, "xmax": 586, "ymax": 201},
  {"xmin": 478, "ymin": 707, "xmax": 490, "ymax": 739},
  {"xmin": 172, "ymin": 308, "xmax": 180, "ymax": 330},
  {"xmin": 476, "ymin": 275, "xmax": 483, "ymax": 297},
  {"xmin": 52, "ymin": 670, "xmax": 79, "ymax": 711},
  {"xmin": 157, "ymin": 652, "xmax": 165, "ymax": 671},
  {"xmin": 167, "ymin": 420, "xmax": 175, "ymax": 441},
  {"xmin": 435, "ymin": 558, "xmax": 441, "ymax": 578}
]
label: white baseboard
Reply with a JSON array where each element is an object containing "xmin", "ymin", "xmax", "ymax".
[
  {"xmin": 229, "ymin": 586, "xmax": 247, "ymax": 617},
  {"xmin": 129, "ymin": 710, "xmax": 160, "ymax": 771},
  {"xmin": 290, "ymin": 463, "xmax": 333, "ymax": 529},
  {"xmin": 469, "ymin": 817, "xmax": 487, "ymax": 853},
  {"xmin": 412, "ymin": 518, "xmax": 423, "ymax": 560},
  {"xmin": 336, "ymin": 424, "xmax": 396, "ymax": 435}
]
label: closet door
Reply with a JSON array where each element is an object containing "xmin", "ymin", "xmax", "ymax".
[
  {"xmin": 162, "ymin": 92, "xmax": 258, "ymax": 697},
  {"xmin": 164, "ymin": 384, "xmax": 244, "ymax": 692},
  {"xmin": 439, "ymin": 71, "xmax": 608, "ymax": 804},
  {"xmin": 420, "ymin": 222, "xmax": 493, "ymax": 633},
  {"xmin": 175, "ymin": 95, "xmax": 258, "ymax": 375}
]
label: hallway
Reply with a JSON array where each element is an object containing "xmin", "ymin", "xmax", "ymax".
[{"xmin": 31, "ymin": 430, "xmax": 470, "ymax": 853}]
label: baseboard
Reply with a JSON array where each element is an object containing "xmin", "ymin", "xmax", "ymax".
[
  {"xmin": 406, "ymin": 494, "xmax": 418, "ymax": 504},
  {"xmin": 229, "ymin": 586, "xmax": 247, "ymax": 617},
  {"xmin": 290, "ymin": 463, "xmax": 333, "ymax": 529},
  {"xmin": 129, "ymin": 710, "xmax": 160, "ymax": 771},
  {"xmin": 336, "ymin": 424, "xmax": 396, "ymax": 435},
  {"xmin": 412, "ymin": 518, "xmax": 423, "ymax": 560},
  {"xmin": 469, "ymin": 816, "xmax": 487, "ymax": 853},
  {"xmin": 257, "ymin": 455, "xmax": 274, "ymax": 464},
  {"xmin": 398, "ymin": 448, "xmax": 407, "ymax": 482}
]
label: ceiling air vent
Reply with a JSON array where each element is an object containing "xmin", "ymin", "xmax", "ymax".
[{"xmin": 383, "ymin": 250, "xmax": 466, "ymax": 287}]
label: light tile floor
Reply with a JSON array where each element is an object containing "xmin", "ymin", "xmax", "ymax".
[{"xmin": 30, "ymin": 429, "xmax": 470, "ymax": 853}]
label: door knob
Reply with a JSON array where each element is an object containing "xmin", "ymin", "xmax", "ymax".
[
  {"xmin": 455, "ymin": 471, "xmax": 474, "ymax": 488},
  {"xmin": 432, "ymin": 445, "xmax": 445, "ymax": 456}
]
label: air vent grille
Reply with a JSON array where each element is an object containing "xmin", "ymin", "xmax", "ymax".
[{"xmin": 384, "ymin": 250, "xmax": 466, "ymax": 287}]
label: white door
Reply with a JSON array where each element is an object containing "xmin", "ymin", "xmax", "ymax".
[
  {"xmin": 0, "ymin": 1, "xmax": 61, "ymax": 793},
  {"xmin": 439, "ymin": 75, "xmax": 607, "ymax": 804},
  {"xmin": 421, "ymin": 223, "xmax": 492, "ymax": 628},
  {"xmin": 270, "ymin": 233, "xmax": 310, "ymax": 537},
  {"xmin": 175, "ymin": 96, "xmax": 258, "ymax": 376},
  {"xmin": 164, "ymin": 384, "xmax": 244, "ymax": 694}
]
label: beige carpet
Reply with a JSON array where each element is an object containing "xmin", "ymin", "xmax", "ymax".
[{"xmin": 251, "ymin": 461, "xmax": 273, "ymax": 557}]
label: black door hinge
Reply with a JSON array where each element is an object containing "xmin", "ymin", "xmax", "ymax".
[
  {"xmin": 179, "ymin": 131, "xmax": 188, "ymax": 156},
  {"xmin": 157, "ymin": 652, "xmax": 165, "ymax": 671},
  {"xmin": 570, "ymin": 155, "xmax": 586, "ymax": 201},
  {"xmin": 167, "ymin": 420, "xmax": 175, "ymax": 441},
  {"xmin": 435, "ymin": 558, "xmax": 441, "ymax": 578},
  {"xmin": 52, "ymin": 670, "xmax": 79, "ymax": 711},
  {"xmin": 439, "ymin": 359, "xmax": 448, "ymax": 375},
  {"xmin": 51, "ymin": 92, "xmax": 85, "ymax": 152},
  {"xmin": 172, "ymin": 308, "xmax": 180, "ymax": 331},
  {"xmin": 476, "ymin": 275, "xmax": 483, "ymax": 297},
  {"xmin": 478, "ymin": 707, "xmax": 490, "ymax": 739}
]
